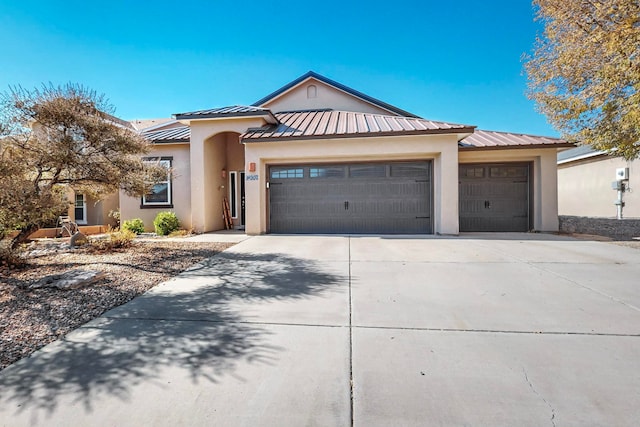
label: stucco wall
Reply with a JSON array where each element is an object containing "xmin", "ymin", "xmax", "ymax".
[
  {"xmin": 458, "ymin": 148, "xmax": 560, "ymax": 232},
  {"xmin": 203, "ymin": 133, "xmax": 226, "ymax": 231},
  {"xmin": 86, "ymin": 194, "xmax": 118, "ymax": 226},
  {"xmin": 67, "ymin": 190, "xmax": 117, "ymax": 227},
  {"xmin": 244, "ymin": 134, "xmax": 461, "ymax": 235},
  {"xmin": 188, "ymin": 117, "xmax": 265, "ymax": 232},
  {"xmin": 226, "ymin": 133, "xmax": 245, "ymax": 171},
  {"xmin": 119, "ymin": 144, "xmax": 191, "ymax": 231},
  {"xmin": 260, "ymin": 78, "xmax": 396, "ymax": 116},
  {"xmin": 558, "ymin": 156, "xmax": 639, "ymax": 218}
]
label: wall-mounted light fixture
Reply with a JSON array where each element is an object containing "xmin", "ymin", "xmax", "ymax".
[
  {"xmin": 221, "ymin": 168, "xmax": 227, "ymax": 179},
  {"xmin": 248, "ymin": 162, "xmax": 256, "ymax": 172}
]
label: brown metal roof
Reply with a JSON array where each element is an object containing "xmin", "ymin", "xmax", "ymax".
[
  {"xmin": 241, "ymin": 110, "xmax": 474, "ymax": 142},
  {"xmin": 174, "ymin": 105, "xmax": 278, "ymax": 123},
  {"xmin": 459, "ymin": 130, "xmax": 573, "ymax": 150},
  {"xmin": 142, "ymin": 125, "xmax": 190, "ymax": 143}
]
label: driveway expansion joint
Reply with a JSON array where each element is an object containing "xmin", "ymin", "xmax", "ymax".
[
  {"xmin": 348, "ymin": 236, "xmax": 354, "ymax": 427},
  {"xmin": 101, "ymin": 317, "xmax": 640, "ymax": 337},
  {"xmin": 350, "ymin": 325, "xmax": 640, "ymax": 337}
]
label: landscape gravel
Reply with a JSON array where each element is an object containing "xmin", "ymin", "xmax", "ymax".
[{"xmin": 0, "ymin": 239, "xmax": 234, "ymax": 371}]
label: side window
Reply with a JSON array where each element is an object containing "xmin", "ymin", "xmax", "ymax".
[
  {"xmin": 349, "ymin": 164, "xmax": 386, "ymax": 178},
  {"xmin": 142, "ymin": 158, "xmax": 172, "ymax": 207},
  {"xmin": 271, "ymin": 168, "xmax": 304, "ymax": 179},
  {"xmin": 461, "ymin": 167, "xmax": 484, "ymax": 178},
  {"xmin": 309, "ymin": 166, "xmax": 345, "ymax": 178}
]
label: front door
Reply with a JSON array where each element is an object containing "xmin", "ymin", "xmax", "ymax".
[
  {"xmin": 240, "ymin": 172, "xmax": 246, "ymax": 227},
  {"xmin": 229, "ymin": 171, "xmax": 246, "ymax": 230}
]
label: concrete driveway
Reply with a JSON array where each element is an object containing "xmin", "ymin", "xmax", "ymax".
[{"xmin": 1, "ymin": 234, "xmax": 639, "ymax": 426}]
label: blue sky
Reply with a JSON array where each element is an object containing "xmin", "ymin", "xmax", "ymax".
[{"xmin": 0, "ymin": 0, "xmax": 556, "ymax": 136}]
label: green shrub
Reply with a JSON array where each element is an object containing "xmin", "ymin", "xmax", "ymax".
[
  {"xmin": 153, "ymin": 211, "xmax": 179, "ymax": 236},
  {"xmin": 122, "ymin": 218, "xmax": 145, "ymax": 234}
]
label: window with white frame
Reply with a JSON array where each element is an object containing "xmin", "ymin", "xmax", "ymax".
[
  {"xmin": 142, "ymin": 158, "xmax": 172, "ymax": 207},
  {"xmin": 74, "ymin": 194, "xmax": 87, "ymax": 224}
]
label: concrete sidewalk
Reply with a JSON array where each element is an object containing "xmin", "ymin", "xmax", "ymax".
[{"xmin": 1, "ymin": 234, "xmax": 639, "ymax": 426}]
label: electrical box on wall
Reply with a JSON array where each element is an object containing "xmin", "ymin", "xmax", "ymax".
[{"xmin": 616, "ymin": 167, "xmax": 630, "ymax": 180}]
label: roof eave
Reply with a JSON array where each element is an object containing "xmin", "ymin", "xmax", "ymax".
[
  {"xmin": 557, "ymin": 150, "xmax": 607, "ymax": 165},
  {"xmin": 173, "ymin": 110, "xmax": 278, "ymax": 123},
  {"xmin": 241, "ymin": 127, "xmax": 476, "ymax": 143},
  {"xmin": 150, "ymin": 139, "xmax": 191, "ymax": 145},
  {"xmin": 459, "ymin": 142, "xmax": 576, "ymax": 151}
]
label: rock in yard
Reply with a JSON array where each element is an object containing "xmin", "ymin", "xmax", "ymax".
[{"xmin": 32, "ymin": 270, "xmax": 108, "ymax": 290}]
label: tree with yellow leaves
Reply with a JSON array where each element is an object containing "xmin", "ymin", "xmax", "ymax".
[{"xmin": 525, "ymin": 0, "xmax": 640, "ymax": 159}]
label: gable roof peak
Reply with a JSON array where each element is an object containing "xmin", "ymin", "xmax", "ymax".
[{"xmin": 252, "ymin": 71, "xmax": 421, "ymax": 119}]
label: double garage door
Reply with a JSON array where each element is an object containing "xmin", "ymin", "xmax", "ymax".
[{"xmin": 269, "ymin": 161, "xmax": 432, "ymax": 234}]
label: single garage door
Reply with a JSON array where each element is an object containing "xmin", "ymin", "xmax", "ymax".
[
  {"xmin": 459, "ymin": 163, "xmax": 531, "ymax": 232},
  {"xmin": 269, "ymin": 161, "xmax": 432, "ymax": 234}
]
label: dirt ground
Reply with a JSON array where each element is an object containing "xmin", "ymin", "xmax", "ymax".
[{"xmin": 0, "ymin": 238, "xmax": 234, "ymax": 370}]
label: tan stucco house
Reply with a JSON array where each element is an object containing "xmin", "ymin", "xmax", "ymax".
[
  {"xmin": 558, "ymin": 146, "xmax": 639, "ymax": 218},
  {"xmin": 121, "ymin": 71, "xmax": 572, "ymax": 235}
]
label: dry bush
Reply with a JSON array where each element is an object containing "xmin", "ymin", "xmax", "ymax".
[
  {"xmin": 89, "ymin": 229, "xmax": 136, "ymax": 252},
  {"xmin": 167, "ymin": 229, "xmax": 193, "ymax": 238},
  {"xmin": 0, "ymin": 245, "xmax": 26, "ymax": 274}
]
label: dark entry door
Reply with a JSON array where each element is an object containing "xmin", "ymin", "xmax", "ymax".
[
  {"xmin": 240, "ymin": 172, "xmax": 245, "ymax": 227},
  {"xmin": 269, "ymin": 161, "xmax": 432, "ymax": 234},
  {"xmin": 459, "ymin": 163, "xmax": 531, "ymax": 232}
]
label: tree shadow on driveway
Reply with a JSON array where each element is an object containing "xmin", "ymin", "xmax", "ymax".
[{"xmin": 0, "ymin": 251, "xmax": 346, "ymax": 419}]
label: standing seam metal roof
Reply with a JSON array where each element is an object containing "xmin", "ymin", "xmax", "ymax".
[
  {"xmin": 141, "ymin": 126, "xmax": 190, "ymax": 143},
  {"xmin": 241, "ymin": 110, "xmax": 474, "ymax": 142},
  {"xmin": 173, "ymin": 105, "xmax": 278, "ymax": 122},
  {"xmin": 459, "ymin": 130, "xmax": 572, "ymax": 149}
]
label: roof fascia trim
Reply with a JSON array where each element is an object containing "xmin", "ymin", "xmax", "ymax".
[
  {"xmin": 557, "ymin": 150, "xmax": 606, "ymax": 164},
  {"xmin": 459, "ymin": 143, "xmax": 576, "ymax": 151},
  {"xmin": 150, "ymin": 140, "xmax": 191, "ymax": 145},
  {"xmin": 241, "ymin": 127, "xmax": 476, "ymax": 143},
  {"xmin": 173, "ymin": 110, "xmax": 277, "ymax": 121}
]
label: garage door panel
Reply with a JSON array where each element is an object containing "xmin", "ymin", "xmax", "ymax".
[
  {"xmin": 459, "ymin": 163, "xmax": 531, "ymax": 232},
  {"xmin": 269, "ymin": 162, "xmax": 432, "ymax": 234}
]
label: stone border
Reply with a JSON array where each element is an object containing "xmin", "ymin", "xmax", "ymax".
[{"xmin": 559, "ymin": 216, "xmax": 640, "ymax": 240}]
